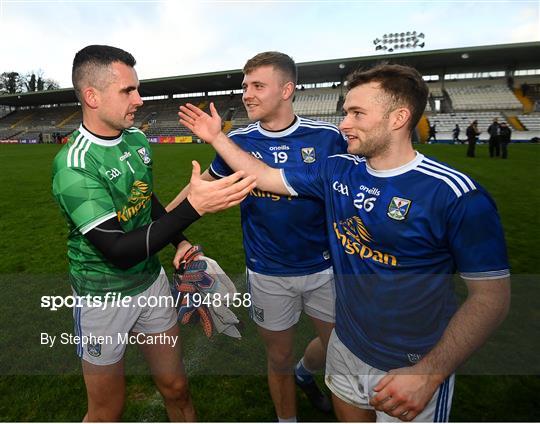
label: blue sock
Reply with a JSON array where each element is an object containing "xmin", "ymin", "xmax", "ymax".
[{"xmin": 295, "ymin": 358, "xmax": 314, "ymax": 385}]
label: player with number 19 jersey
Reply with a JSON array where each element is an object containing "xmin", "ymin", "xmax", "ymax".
[
  {"xmin": 210, "ymin": 117, "xmax": 348, "ymax": 276},
  {"xmin": 282, "ymin": 152, "xmax": 510, "ymax": 371}
]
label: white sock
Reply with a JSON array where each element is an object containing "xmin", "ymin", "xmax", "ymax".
[{"xmin": 278, "ymin": 416, "xmax": 297, "ymax": 423}]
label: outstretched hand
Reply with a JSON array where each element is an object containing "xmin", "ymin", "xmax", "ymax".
[
  {"xmin": 179, "ymin": 102, "xmax": 222, "ymax": 144},
  {"xmin": 187, "ymin": 160, "xmax": 256, "ymax": 215}
]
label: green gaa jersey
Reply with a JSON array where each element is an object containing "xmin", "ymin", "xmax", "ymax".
[{"xmin": 52, "ymin": 125, "xmax": 161, "ymax": 297}]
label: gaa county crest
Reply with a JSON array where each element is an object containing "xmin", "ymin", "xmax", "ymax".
[
  {"xmin": 301, "ymin": 147, "xmax": 316, "ymax": 163},
  {"xmin": 87, "ymin": 342, "xmax": 102, "ymax": 357},
  {"xmin": 387, "ymin": 197, "xmax": 412, "ymax": 221},
  {"xmin": 137, "ymin": 147, "xmax": 151, "ymax": 165}
]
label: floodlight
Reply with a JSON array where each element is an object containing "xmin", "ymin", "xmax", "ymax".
[{"xmin": 373, "ymin": 30, "xmax": 426, "ymax": 53}]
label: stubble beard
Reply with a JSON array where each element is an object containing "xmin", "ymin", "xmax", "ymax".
[{"xmin": 351, "ymin": 127, "xmax": 392, "ymax": 159}]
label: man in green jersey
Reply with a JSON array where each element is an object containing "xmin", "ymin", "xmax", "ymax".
[{"xmin": 52, "ymin": 45, "xmax": 256, "ymax": 422}]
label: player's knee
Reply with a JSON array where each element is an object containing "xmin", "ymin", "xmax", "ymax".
[
  {"xmin": 267, "ymin": 348, "xmax": 294, "ymax": 372},
  {"xmin": 159, "ymin": 376, "xmax": 191, "ymax": 405}
]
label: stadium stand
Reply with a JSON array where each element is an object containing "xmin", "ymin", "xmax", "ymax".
[
  {"xmin": 445, "ymin": 84, "xmax": 522, "ymax": 111},
  {"xmin": 426, "ymin": 111, "xmax": 540, "ymax": 142},
  {"xmin": 517, "ymin": 113, "xmax": 540, "ymax": 130},
  {"xmin": 2, "ymin": 82, "xmax": 540, "ymax": 143},
  {"xmin": 142, "ymin": 95, "xmax": 243, "ymax": 138},
  {"xmin": 0, "ymin": 109, "xmax": 34, "ymax": 127},
  {"xmin": 429, "ymin": 87, "xmax": 445, "ymax": 98},
  {"xmin": 1, "ymin": 43, "xmax": 539, "ymax": 143},
  {"xmin": 0, "ymin": 105, "xmax": 80, "ymax": 142},
  {"xmin": 292, "ymin": 88, "xmax": 339, "ymax": 115},
  {"xmin": 0, "ymin": 94, "xmax": 246, "ymax": 141},
  {"xmin": 427, "ymin": 112, "xmax": 507, "ymax": 131},
  {"xmin": 0, "ymin": 107, "xmax": 11, "ymax": 119}
]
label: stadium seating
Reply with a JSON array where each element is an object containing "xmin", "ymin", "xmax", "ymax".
[
  {"xmin": 0, "ymin": 107, "xmax": 12, "ymax": 119},
  {"xmin": 429, "ymin": 87, "xmax": 445, "ymax": 98},
  {"xmin": 2, "ymin": 83, "xmax": 538, "ymax": 143},
  {"xmin": 0, "ymin": 109, "xmax": 34, "ymax": 127},
  {"xmin": 427, "ymin": 112, "xmax": 507, "ymax": 132},
  {"xmin": 0, "ymin": 105, "xmax": 81, "ymax": 141},
  {"xmin": 445, "ymin": 84, "xmax": 522, "ymax": 110},
  {"xmin": 425, "ymin": 111, "xmax": 540, "ymax": 141},
  {"xmin": 143, "ymin": 95, "xmax": 242, "ymax": 138},
  {"xmin": 0, "ymin": 94, "xmax": 246, "ymax": 140},
  {"xmin": 517, "ymin": 113, "xmax": 540, "ymax": 130},
  {"xmin": 0, "ymin": 128, "xmax": 23, "ymax": 140},
  {"xmin": 292, "ymin": 89, "xmax": 339, "ymax": 115}
]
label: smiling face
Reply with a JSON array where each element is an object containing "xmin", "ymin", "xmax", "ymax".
[
  {"xmin": 93, "ymin": 61, "xmax": 143, "ymax": 134},
  {"xmin": 241, "ymin": 65, "xmax": 292, "ymax": 123},
  {"xmin": 339, "ymin": 82, "xmax": 395, "ymax": 158}
]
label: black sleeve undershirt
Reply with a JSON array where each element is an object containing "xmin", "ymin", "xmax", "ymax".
[
  {"xmin": 150, "ymin": 194, "xmax": 188, "ymax": 247},
  {"xmin": 85, "ymin": 195, "xmax": 198, "ymax": 270}
]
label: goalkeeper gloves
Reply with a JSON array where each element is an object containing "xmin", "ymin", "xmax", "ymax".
[{"xmin": 172, "ymin": 245, "xmax": 241, "ymax": 339}]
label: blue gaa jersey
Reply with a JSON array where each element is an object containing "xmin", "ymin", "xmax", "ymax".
[
  {"xmin": 209, "ymin": 117, "xmax": 348, "ymax": 276},
  {"xmin": 283, "ymin": 152, "xmax": 510, "ymax": 371}
]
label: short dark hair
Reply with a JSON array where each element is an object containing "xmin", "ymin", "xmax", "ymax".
[
  {"xmin": 72, "ymin": 45, "xmax": 136, "ymax": 101},
  {"xmin": 243, "ymin": 51, "xmax": 297, "ymax": 85},
  {"xmin": 346, "ymin": 63, "xmax": 428, "ymax": 133}
]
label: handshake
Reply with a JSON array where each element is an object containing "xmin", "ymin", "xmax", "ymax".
[{"xmin": 171, "ymin": 245, "xmax": 242, "ymax": 339}]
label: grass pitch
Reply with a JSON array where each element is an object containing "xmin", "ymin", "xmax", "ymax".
[{"xmin": 0, "ymin": 143, "xmax": 538, "ymax": 421}]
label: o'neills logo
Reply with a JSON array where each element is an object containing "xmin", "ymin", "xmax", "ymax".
[
  {"xmin": 117, "ymin": 180, "xmax": 151, "ymax": 222},
  {"xmin": 333, "ymin": 216, "xmax": 397, "ymax": 266}
]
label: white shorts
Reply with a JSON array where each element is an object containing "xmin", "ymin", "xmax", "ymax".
[
  {"xmin": 325, "ymin": 330, "xmax": 454, "ymax": 422},
  {"xmin": 246, "ymin": 267, "xmax": 335, "ymax": 331},
  {"xmin": 72, "ymin": 268, "xmax": 178, "ymax": 366}
]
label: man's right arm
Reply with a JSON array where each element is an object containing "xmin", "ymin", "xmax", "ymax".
[
  {"xmin": 179, "ymin": 102, "xmax": 289, "ymax": 196},
  {"xmin": 166, "ymin": 169, "xmax": 216, "ymax": 212},
  {"xmin": 54, "ymin": 161, "xmax": 256, "ymax": 270}
]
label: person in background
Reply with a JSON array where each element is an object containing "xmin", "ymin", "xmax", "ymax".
[
  {"xmin": 466, "ymin": 120, "xmax": 480, "ymax": 157},
  {"xmin": 499, "ymin": 121, "xmax": 512, "ymax": 159},
  {"xmin": 427, "ymin": 122, "xmax": 437, "ymax": 143},
  {"xmin": 487, "ymin": 117, "xmax": 501, "ymax": 158},
  {"xmin": 452, "ymin": 124, "xmax": 461, "ymax": 144}
]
